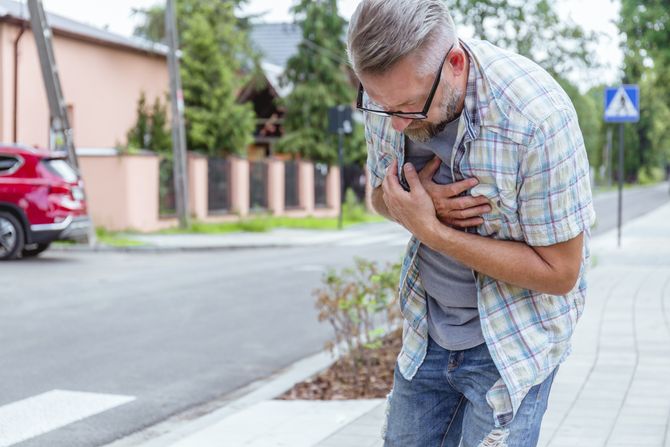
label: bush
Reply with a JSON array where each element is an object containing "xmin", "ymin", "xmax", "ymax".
[
  {"xmin": 342, "ymin": 188, "xmax": 367, "ymax": 223},
  {"xmin": 637, "ymin": 166, "xmax": 665, "ymax": 185},
  {"xmin": 314, "ymin": 258, "xmax": 402, "ymax": 394}
]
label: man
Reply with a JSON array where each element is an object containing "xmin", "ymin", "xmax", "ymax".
[{"xmin": 346, "ymin": 1, "xmax": 595, "ymax": 446}]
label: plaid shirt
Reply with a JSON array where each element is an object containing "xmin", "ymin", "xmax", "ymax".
[{"xmin": 365, "ymin": 39, "xmax": 596, "ymax": 427}]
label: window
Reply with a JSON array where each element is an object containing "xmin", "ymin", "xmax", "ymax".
[
  {"xmin": 42, "ymin": 159, "xmax": 78, "ymax": 182},
  {"xmin": 0, "ymin": 155, "xmax": 20, "ymax": 175}
]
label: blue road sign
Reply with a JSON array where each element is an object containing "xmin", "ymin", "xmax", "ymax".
[{"xmin": 604, "ymin": 85, "xmax": 640, "ymax": 123}]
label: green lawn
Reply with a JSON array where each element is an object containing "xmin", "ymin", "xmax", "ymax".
[
  {"xmin": 160, "ymin": 212, "xmax": 385, "ymax": 234},
  {"xmin": 95, "ymin": 228, "xmax": 146, "ymax": 247}
]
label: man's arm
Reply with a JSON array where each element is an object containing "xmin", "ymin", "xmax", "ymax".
[
  {"xmin": 371, "ymin": 186, "xmax": 397, "ymax": 222},
  {"xmin": 382, "ymin": 160, "xmax": 584, "ymax": 296},
  {"xmin": 423, "ymin": 223, "xmax": 583, "ymax": 296}
]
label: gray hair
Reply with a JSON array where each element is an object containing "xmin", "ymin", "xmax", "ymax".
[{"xmin": 347, "ymin": 0, "xmax": 458, "ymax": 77}]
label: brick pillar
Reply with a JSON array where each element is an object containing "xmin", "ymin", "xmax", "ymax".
[
  {"xmin": 298, "ymin": 160, "xmax": 315, "ymax": 214},
  {"xmin": 326, "ymin": 165, "xmax": 341, "ymax": 211},
  {"xmin": 267, "ymin": 158, "xmax": 285, "ymax": 215},
  {"xmin": 230, "ymin": 156, "xmax": 249, "ymax": 217},
  {"xmin": 188, "ymin": 152, "xmax": 208, "ymax": 220}
]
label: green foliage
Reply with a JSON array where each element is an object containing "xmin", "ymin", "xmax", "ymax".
[
  {"xmin": 342, "ymin": 188, "xmax": 366, "ymax": 222},
  {"xmin": 314, "ymin": 258, "xmax": 402, "ymax": 390},
  {"xmin": 618, "ymin": 0, "xmax": 670, "ymax": 181},
  {"xmin": 125, "ymin": 92, "xmax": 172, "ymax": 155},
  {"xmin": 445, "ymin": 0, "xmax": 597, "ymax": 78},
  {"xmin": 277, "ymin": 0, "xmax": 365, "ymax": 165},
  {"xmin": 556, "ymin": 78, "xmax": 603, "ymax": 167},
  {"xmin": 133, "ymin": 0, "xmax": 257, "ymax": 156}
]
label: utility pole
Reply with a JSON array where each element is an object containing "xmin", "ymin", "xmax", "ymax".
[
  {"xmin": 26, "ymin": 0, "xmax": 78, "ymax": 169},
  {"xmin": 165, "ymin": 0, "xmax": 190, "ymax": 229}
]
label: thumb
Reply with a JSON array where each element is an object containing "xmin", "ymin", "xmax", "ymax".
[{"xmin": 403, "ymin": 163, "xmax": 422, "ymax": 191}]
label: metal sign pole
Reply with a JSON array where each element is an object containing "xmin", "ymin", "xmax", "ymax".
[
  {"xmin": 604, "ymin": 84, "xmax": 639, "ymax": 249},
  {"xmin": 165, "ymin": 0, "xmax": 190, "ymax": 229},
  {"xmin": 337, "ymin": 125, "xmax": 344, "ymax": 231},
  {"xmin": 617, "ymin": 123, "xmax": 624, "ymax": 248}
]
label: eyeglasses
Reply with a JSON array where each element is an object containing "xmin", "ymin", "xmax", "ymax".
[{"xmin": 356, "ymin": 44, "xmax": 454, "ymax": 120}]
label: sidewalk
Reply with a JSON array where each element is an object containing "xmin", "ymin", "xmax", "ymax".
[
  {"xmin": 118, "ymin": 202, "xmax": 670, "ymax": 447},
  {"xmin": 53, "ymin": 221, "xmax": 410, "ymax": 252}
]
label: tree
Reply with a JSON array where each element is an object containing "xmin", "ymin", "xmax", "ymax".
[
  {"xmin": 277, "ymin": 0, "xmax": 365, "ymax": 165},
  {"xmin": 445, "ymin": 0, "xmax": 597, "ymax": 79},
  {"xmin": 556, "ymin": 78, "xmax": 603, "ymax": 168},
  {"xmin": 125, "ymin": 92, "xmax": 172, "ymax": 155},
  {"xmin": 133, "ymin": 0, "xmax": 258, "ymax": 156},
  {"xmin": 619, "ymin": 0, "xmax": 670, "ymax": 181}
]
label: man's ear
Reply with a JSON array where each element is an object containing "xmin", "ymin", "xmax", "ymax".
[{"xmin": 449, "ymin": 47, "xmax": 466, "ymax": 77}]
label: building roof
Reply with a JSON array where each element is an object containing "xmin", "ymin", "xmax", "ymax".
[
  {"xmin": 250, "ymin": 22, "xmax": 302, "ymax": 69},
  {"xmin": 0, "ymin": 0, "xmax": 168, "ymax": 57}
]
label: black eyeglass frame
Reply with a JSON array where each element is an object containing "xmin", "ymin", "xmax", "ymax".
[{"xmin": 356, "ymin": 44, "xmax": 455, "ymax": 120}]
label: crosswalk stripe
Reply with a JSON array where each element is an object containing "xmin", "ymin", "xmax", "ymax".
[{"xmin": 0, "ymin": 389, "xmax": 135, "ymax": 446}]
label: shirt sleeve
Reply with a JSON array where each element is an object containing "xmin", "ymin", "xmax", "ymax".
[
  {"xmin": 517, "ymin": 107, "xmax": 596, "ymax": 246},
  {"xmin": 363, "ymin": 96, "xmax": 401, "ymax": 189}
]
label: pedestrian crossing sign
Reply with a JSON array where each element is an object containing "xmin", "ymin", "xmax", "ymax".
[{"xmin": 604, "ymin": 85, "xmax": 640, "ymax": 123}]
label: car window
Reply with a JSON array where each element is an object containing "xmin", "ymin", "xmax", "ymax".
[
  {"xmin": 43, "ymin": 159, "xmax": 79, "ymax": 183},
  {"xmin": 0, "ymin": 155, "xmax": 20, "ymax": 174}
]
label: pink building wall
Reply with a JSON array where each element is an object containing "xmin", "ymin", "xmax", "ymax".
[{"xmin": 0, "ymin": 22, "xmax": 169, "ymax": 148}]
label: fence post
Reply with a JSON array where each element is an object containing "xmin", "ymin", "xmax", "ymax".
[
  {"xmin": 326, "ymin": 165, "xmax": 341, "ymax": 211},
  {"xmin": 267, "ymin": 158, "xmax": 285, "ymax": 215},
  {"xmin": 299, "ymin": 160, "xmax": 315, "ymax": 214},
  {"xmin": 230, "ymin": 156, "xmax": 250, "ymax": 217},
  {"xmin": 188, "ymin": 152, "xmax": 208, "ymax": 220}
]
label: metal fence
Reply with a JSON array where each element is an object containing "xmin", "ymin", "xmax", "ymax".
[
  {"xmin": 249, "ymin": 160, "xmax": 269, "ymax": 211},
  {"xmin": 208, "ymin": 157, "xmax": 231, "ymax": 214},
  {"xmin": 159, "ymin": 158, "xmax": 176, "ymax": 217},
  {"xmin": 343, "ymin": 164, "xmax": 366, "ymax": 202},
  {"xmin": 284, "ymin": 160, "xmax": 300, "ymax": 209},
  {"xmin": 314, "ymin": 163, "xmax": 329, "ymax": 208}
]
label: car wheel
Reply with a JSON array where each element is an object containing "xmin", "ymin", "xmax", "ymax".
[
  {"xmin": 23, "ymin": 243, "xmax": 51, "ymax": 258},
  {"xmin": 0, "ymin": 211, "xmax": 25, "ymax": 261}
]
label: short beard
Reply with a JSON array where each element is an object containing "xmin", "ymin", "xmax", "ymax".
[{"xmin": 404, "ymin": 84, "xmax": 464, "ymax": 143}]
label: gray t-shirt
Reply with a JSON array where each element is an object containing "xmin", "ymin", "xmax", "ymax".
[{"xmin": 405, "ymin": 119, "xmax": 485, "ymax": 351}]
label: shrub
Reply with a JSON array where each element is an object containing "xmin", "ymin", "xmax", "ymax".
[{"xmin": 314, "ymin": 257, "xmax": 402, "ymax": 393}]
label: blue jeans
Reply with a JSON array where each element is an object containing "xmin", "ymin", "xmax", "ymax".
[{"xmin": 384, "ymin": 335, "xmax": 557, "ymax": 447}]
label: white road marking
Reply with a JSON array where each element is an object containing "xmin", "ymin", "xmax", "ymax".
[{"xmin": 0, "ymin": 389, "xmax": 135, "ymax": 447}]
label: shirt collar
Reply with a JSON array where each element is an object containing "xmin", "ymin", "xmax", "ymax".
[{"xmin": 459, "ymin": 39, "xmax": 482, "ymax": 143}]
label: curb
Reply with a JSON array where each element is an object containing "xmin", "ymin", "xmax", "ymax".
[
  {"xmin": 104, "ymin": 349, "xmax": 339, "ymax": 447},
  {"xmin": 50, "ymin": 243, "xmax": 304, "ymax": 254}
]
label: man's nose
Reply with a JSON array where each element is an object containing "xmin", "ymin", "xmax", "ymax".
[{"xmin": 391, "ymin": 116, "xmax": 413, "ymax": 132}]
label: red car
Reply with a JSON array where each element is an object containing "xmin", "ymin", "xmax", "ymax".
[{"xmin": 0, "ymin": 144, "xmax": 91, "ymax": 260}]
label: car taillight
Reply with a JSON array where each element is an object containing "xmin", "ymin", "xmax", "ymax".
[{"xmin": 49, "ymin": 185, "xmax": 71, "ymax": 195}]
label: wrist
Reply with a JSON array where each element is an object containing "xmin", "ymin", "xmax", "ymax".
[{"xmin": 419, "ymin": 217, "xmax": 451, "ymax": 248}]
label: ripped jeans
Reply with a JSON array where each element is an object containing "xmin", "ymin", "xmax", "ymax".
[{"xmin": 384, "ymin": 335, "xmax": 558, "ymax": 447}]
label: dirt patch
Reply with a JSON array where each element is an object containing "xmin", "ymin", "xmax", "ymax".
[{"xmin": 279, "ymin": 328, "xmax": 402, "ymax": 400}]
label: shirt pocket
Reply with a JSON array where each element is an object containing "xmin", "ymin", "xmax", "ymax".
[{"xmin": 462, "ymin": 147, "xmax": 523, "ymax": 241}]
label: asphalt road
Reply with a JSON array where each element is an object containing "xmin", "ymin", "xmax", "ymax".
[{"xmin": 1, "ymin": 182, "xmax": 668, "ymax": 447}]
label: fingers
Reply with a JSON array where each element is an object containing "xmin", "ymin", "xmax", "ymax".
[
  {"xmin": 383, "ymin": 159, "xmax": 401, "ymax": 196},
  {"xmin": 451, "ymin": 204, "xmax": 492, "ymax": 220},
  {"xmin": 403, "ymin": 163, "xmax": 421, "ymax": 190},
  {"xmin": 418, "ymin": 156, "xmax": 441, "ymax": 182},
  {"xmin": 452, "ymin": 195, "xmax": 491, "ymax": 210},
  {"xmin": 444, "ymin": 178, "xmax": 479, "ymax": 197}
]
